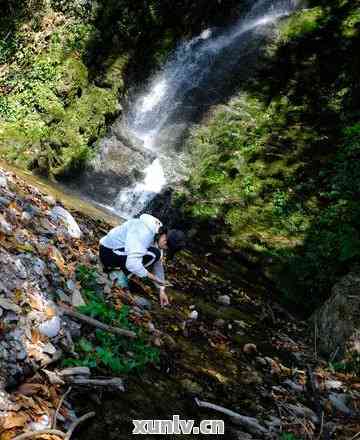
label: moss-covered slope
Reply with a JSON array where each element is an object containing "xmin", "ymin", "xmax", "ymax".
[{"xmin": 177, "ymin": 0, "xmax": 360, "ymax": 312}]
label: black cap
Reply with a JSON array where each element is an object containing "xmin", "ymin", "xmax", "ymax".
[{"xmin": 167, "ymin": 229, "xmax": 186, "ymax": 260}]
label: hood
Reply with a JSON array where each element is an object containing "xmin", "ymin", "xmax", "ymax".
[{"xmin": 139, "ymin": 214, "xmax": 163, "ymax": 235}]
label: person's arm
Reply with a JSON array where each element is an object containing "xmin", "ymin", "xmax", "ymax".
[
  {"xmin": 150, "ymin": 258, "xmax": 170, "ymax": 306},
  {"xmin": 124, "ymin": 226, "xmax": 166, "ymax": 285}
]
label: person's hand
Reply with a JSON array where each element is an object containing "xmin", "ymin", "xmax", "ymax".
[{"xmin": 159, "ymin": 289, "xmax": 170, "ymax": 307}]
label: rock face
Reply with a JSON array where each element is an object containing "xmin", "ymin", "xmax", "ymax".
[
  {"xmin": 312, "ymin": 271, "xmax": 360, "ymax": 359},
  {"xmin": 68, "ymin": 126, "xmax": 155, "ymax": 206}
]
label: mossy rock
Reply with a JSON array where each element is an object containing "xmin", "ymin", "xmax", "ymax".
[{"xmin": 56, "ymin": 56, "xmax": 88, "ymax": 102}]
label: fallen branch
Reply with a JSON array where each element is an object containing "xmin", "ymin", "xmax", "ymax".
[
  {"xmin": 53, "ymin": 386, "xmax": 72, "ymax": 429},
  {"xmin": 67, "ymin": 377, "xmax": 124, "ymax": 392},
  {"xmin": 306, "ymin": 365, "xmax": 323, "ymax": 427},
  {"xmin": 195, "ymin": 398, "xmax": 267, "ymax": 435},
  {"xmin": 12, "ymin": 429, "xmax": 66, "ymax": 440},
  {"xmin": 59, "ymin": 304, "xmax": 136, "ymax": 339},
  {"xmin": 64, "ymin": 411, "xmax": 96, "ymax": 440},
  {"xmin": 13, "ymin": 412, "xmax": 96, "ymax": 440}
]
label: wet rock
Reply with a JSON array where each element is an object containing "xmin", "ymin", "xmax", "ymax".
[
  {"xmin": 217, "ymin": 294, "xmax": 231, "ymax": 306},
  {"xmin": 329, "ymin": 393, "xmax": 352, "ymax": 415},
  {"xmin": 50, "ymin": 206, "xmax": 82, "ymax": 239}
]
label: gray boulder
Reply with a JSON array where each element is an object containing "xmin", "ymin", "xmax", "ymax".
[
  {"xmin": 50, "ymin": 206, "xmax": 82, "ymax": 239},
  {"xmin": 312, "ymin": 270, "xmax": 360, "ymax": 359}
]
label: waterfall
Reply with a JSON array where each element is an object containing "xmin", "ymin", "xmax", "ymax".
[{"xmin": 106, "ymin": 0, "xmax": 300, "ymax": 218}]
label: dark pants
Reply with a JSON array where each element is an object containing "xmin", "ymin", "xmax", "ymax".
[{"xmin": 99, "ymin": 244, "xmax": 161, "ymax": 275}]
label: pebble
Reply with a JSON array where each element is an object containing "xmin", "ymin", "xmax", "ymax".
[
  {"xmin": 283, "ymin": 379, "xmax": 305, "ymax": 393},
  {"xmin": 43, "ymin": 195, "xmax": 56, "ymax": 206},
  {"xmin": 256, "ymin": 356, "xmax": 267, "ymax": 367},
  {"xmin": 0, "ymin": 196, "xmax": 11, "ymax": 207},
  {"xmin": 214, "ymin": 318, "xmax": 225, "ymax": 328},
  {"xmin": 217, "ymin": 294, "xmax": 231, "ymax": 306},
  {"xmin": 133, "ymin": 295, "xmax": 152, "ymax": 310},
  {"xmin": 285, "ymin": 403, "xmax": 319, "ymax": 423},
  {"xmin": 0, "ymin": 174, "xmax": 8, "ymax": 188},
  {"xmin": 189, "ymin": 310, "xmax": 198, "ymax": 320},
  {"xmin": 50, "ymin": 206, "xmax": 82, "ymax": 239},
  {"xmin": 23, "ymin": 203, "xmax": 40, "ymax": 217},
  {"xmin": 148, "ymin": 322, "xmax": 156, "ymax": 333},
  {"xmin": 15, "ymin": 259, "xmax": 27, "ymax": 279},
  {"xmin": 0, "ymin": 216, "xmax": 13, "ymax": 235},
  {"xmin": 325, "ymin": 379, "xmax": 343, "ymax": 391},
  {"xmin": 16, "ymin": 350, "xmax": 27, "ymax": 361},
  {"xmin": 0, "ymin": 298, "xmax": 22, "ymax": 314},
  {"xmin": 243, "ymin": 343, "xmax": 257, "ymax": 354},
  {"xmin": 21, "ymin": 211, "xmax": 33, "ymax": 223},
  {"xmin": 38, "ymin": 316, "xmax": 61, "ymax": 338},
  {"xmin": 329, "ymin": 393, "xmax": 352, "ymax": 415}
]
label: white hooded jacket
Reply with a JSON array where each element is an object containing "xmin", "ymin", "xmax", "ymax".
[{"xmin": 100, "ymin": 214, "xmax": 164, "ymax": 282}]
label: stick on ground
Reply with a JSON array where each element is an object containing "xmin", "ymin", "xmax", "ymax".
[{"xmin": 59, "ymin": 304, "xmax": 136, "ymax": 339}]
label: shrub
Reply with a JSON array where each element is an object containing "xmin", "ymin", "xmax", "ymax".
[{"xmin": 63, "ymin": 265, "xmax": 159, "ymax": 374}]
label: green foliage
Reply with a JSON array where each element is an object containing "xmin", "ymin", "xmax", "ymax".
[
  {"xmin": 0, "ymin": 16, "xmax": 120, "ymax": 176},
  {"xmin": 280, "ymin": 434, "xmax": 302, "ymax": 440},
  {"xmin": 341, "ymin": 8, "xmax": 360, "ymax": 37},
  {"xmin": 63, "ymin": 265, "xmax": 159, "ymax": 374}
]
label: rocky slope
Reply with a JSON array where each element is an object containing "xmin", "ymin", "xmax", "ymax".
[{"xmin": 0, "ymin": 167, "xmax": 359, "ymax": 439}]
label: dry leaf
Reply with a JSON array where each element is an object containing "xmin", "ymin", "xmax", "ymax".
[
  {"xmin": 2, "ymin": 412, "xmax": 28, "ymax": 430},
  {"xmin": 17, "ymin": 383, "xmax": 45, "ymax": 397}
]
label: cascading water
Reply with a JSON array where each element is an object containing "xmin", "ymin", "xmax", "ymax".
[{"xmin": 101, "ymin": 0, "xmax": 300, "ymax": 218}]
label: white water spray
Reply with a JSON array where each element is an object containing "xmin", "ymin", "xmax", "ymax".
[{"xmin": 112, "ymin": 0, "xmax": 300, "ymax": 217}]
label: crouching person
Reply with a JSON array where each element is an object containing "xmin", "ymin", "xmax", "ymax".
[{"xmin": 99, "ymin": 214, "xmax": 185, "ymax": 307}]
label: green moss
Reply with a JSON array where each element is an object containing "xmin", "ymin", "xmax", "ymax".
[
  {"xmin": 102, "ymin": 54, "xmax": 129, "ymax": 93},
  {"xmin": 341, "ymin": 8, "xmax": 360, "ymax": 38},
  {"xmin": 56, "ymin": 56, "xmax": 88, "ymax": 102},
  {"xmin": 0, "ymin": 9, "xmax": 125, "ymax": 177},
  {"xmin": 278, "ymin": 7, "xmax": 324, "ymax": 42}
]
